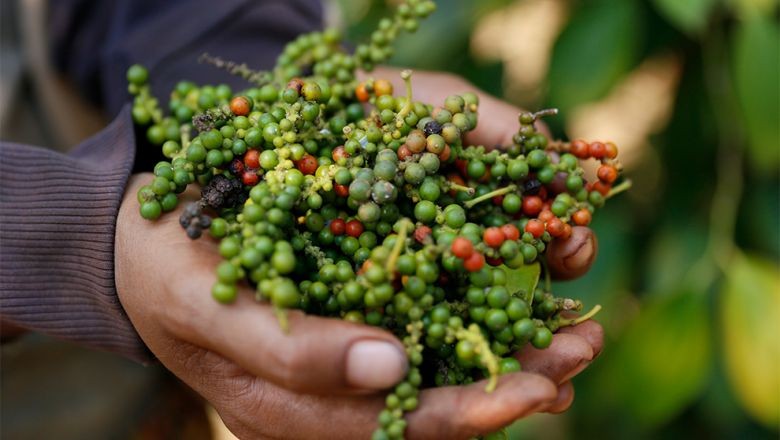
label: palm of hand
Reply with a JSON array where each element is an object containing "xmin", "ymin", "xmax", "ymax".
[{"xmin": 116, "ymin": 175, "xmax": 602, "ymax": 439}]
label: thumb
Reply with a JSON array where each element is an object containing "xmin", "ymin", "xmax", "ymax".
[{"xmin": 171, "ymin": 285, "xmax": 409, "ymax": 396}]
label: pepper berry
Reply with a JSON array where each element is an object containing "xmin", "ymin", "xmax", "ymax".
[
  {"xmin": 230, "ymin": 96, "xmax": 252, "ymax": 116},
  {"xmin": 522, "ymin": 196, "xmax": 543, "ymax": 216},
  {"xmin": 572, "ymin": 209, "xmax": 592, "ymax": 226},
  {"xmin": 463, "ymin": 252, "xmax": 485, "ymax": 272},
  {"xmin": 525, "ymin": 219, "xmax": 545, "ymax": 238},
  {"xmin": 345, "ymin": 220, "xmax": 364, "ymax": 237},
  {"xmin": 296, "ymin": 154, "xmax": 318, "ymax": 175},
  {"xmin": 483, "ymin": 227, "xmax": 505, "ymax": 248},
  {"xmin": 451, "ymin": 237, "xmax": 474, "ymax": 259},
  {"xmin": 244, "ymin": 149, "xmax": 260, "ymax": 169},
  {"xmin": 330, "ymin": 218, "xmax": 346, "ymax": 235}
]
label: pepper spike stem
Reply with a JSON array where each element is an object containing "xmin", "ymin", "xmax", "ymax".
[
  {"xmin": 386, "ymin": 219, "xmax": 412, "ymax": 278},
  {"xmin": 464, "ymin": 185, "xmax": 517, "ymax": 209},
  {"xmin": 396, "ymin": 69, "xmax": 414, "ymax": 127}
]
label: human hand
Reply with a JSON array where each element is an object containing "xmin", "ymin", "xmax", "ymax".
[
  {"xmin": 116, "ymin": 173, "xmax": 601, "ymax": 439},
  {"xmin": 360, "ymin": 66, "xmax": 603, "ymax": 410}
]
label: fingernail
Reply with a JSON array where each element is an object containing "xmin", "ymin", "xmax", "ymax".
[
  {"xmin": 560, "ymin": 361, "xmax": 590, "ymax": 383},
  {"xmin": 346, "ymin": 340, "xmax": 408, "ymax": 389}
]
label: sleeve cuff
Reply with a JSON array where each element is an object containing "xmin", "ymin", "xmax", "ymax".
[{"xmin": 0, "ymin": 106, "xmax": 152, "ymax": 363}]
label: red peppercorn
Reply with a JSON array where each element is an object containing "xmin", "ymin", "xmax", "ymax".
[
  {"xmin": 345, "ymin": 220, "xmax": 364, "ymax": 238},
  {"xmin": 330, "ymin": 218, "xmax": 346, "ymax": 235},
  {"xmin": 242, "ymin": 170, "xmax": 259, "ymax": 186},
  {"xmin": 538, "ymin": 210, "xmax": 555, "ymax": 223},
  {"xmin": 439, "ymin": 144, "xmax": 451, "ymax": 162},
  {"xmin": 463, "ymin": 252, "xmax": 485, "ymax": 272},
  {"xmin": 296, "ymin": 154, "xmax": 318, "ymax": 175},
  {"xmin": 597, "ymin": 164, "xmax": 618, "ymax": 184},
  {"xmin": 397, "ymin": 144, "xmax": 413, "ymax": 161},
  {"xmin": 447, "ymin": 173, "xmax": 465, "ymax": 196},
  {"xmin": 589, "ymin": 142, "xmax": 606, "ymax": 159},
  {"xmin": 561, "ymin": 223, "xmax": 573, "ymax": 239},
  {"xmin": 355, "ymin": 83, "xmax": 370, "ymax": 102},
  {"xmin": 454, "ymin": 159, "xmax": 468, "ymax": 177},
  {"xmin": 229, "ymin": 96, "xmax": 252, "ymax": 116},
  {"xmin": 486, "ymin": 256, "xmax": 503, "ymax": 266},
  {"xmin": 413, "ymin": 226, "xmax": 432, "ymax": 244},
  {"xmin": 604, "ymin": 142, "xmax": 619, "ymax": 159},
  {"xmin": 501, "ymin": 224, "xmax": 520, "ymax": 241},
  {"xmin": 546, "ymin": 217, "xmax": 565, "ymax": 237},
  {"xmin": 572, "ymin": 209, "xmax": 592, "ymax": 226},
  {"xmin": 525, "ymin": 219, "xmax": 545, "ymax": 238},
  {"xmin": 522, "ymin": 196, "xmax": 543, "ymax": 216},
  {"xmin": 492, "ymin": 195, "xmax": 504, "ymax": 206},
  {"xmin": 451, "ymin": 237, "xmax": 474, "ymax": 259},
  {"xmin": 592, "ymin": 181, "xmax": 611, "ymax": 196},
  {"xmin": 483, "ymin": 227, "xmax": 505, "ymax": 248},
  {"xmin": 332, "ymin": 145, "xmax": 349, "ymax": 163},
  {"xmin": 334, "ymin": 184, "xmax": 349, "ymax": 197},
  {"xmin": 244, "ymin": 149, "xmax": 260, "ymax": 169},
  {"xmin": 287, "ymin": 78, "xmax": 304, "ymax": 93},
  {"xmin": 570, "ymin": 139, "xmax": 589, "ymax": 159}
]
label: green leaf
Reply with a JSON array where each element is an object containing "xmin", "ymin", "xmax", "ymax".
[
  {"xmin": 732, "ymin": 16, "xmax": 780, "ymax": 174},
  {"xmin": 603, "ymin": 290, "xmax": 712, "ymax": 425},
  {"xmin": 652, "ymin": 0, "xmax": 715, "ymax": 35},
  {"xmin": 726, "ymin": 0, "xmax": 780, "ymax": 18},
  {"xmin": 721, "ymin": 253, "xmax": 780, "ymax": 429},
  {"xmin": 547, "ymin": 0, "xmax": 641, "ymax": 112},
  {"xmin": 503, "ymin": 262, "xmax": 540, "ymax": 303}
]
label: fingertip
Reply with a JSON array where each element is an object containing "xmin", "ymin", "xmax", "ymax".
[
  {"xmin": 547, "ymin": 226, "xmax": 597, "ymax": 280},
  {"xmin": 557, "ymin": 318, "xmax": 605, "ymax": 358},
  {"xmin": 514, "ymin": 333, "xmax": 594, "ymax": 384},
  {"xmin": 544, "ymin": 381, "xmax": 575, "ymax": 414}
]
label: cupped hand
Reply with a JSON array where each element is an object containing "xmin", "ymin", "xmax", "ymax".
[{"xmin": 116, "ymin": 173, "xmax": 601, "ymax": 439}]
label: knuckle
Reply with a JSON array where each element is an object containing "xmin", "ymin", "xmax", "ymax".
[{"xmin": 273, "ymin": 346, "xmax": 310, "ymax": 391}]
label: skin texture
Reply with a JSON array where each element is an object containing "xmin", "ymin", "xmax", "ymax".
[
  {"xmin": 115, "ymin": 71, "xmax": 603, "ymax": 439},
  {"xmin": 546, "ymin": 226, "xmax": 597, "ymax": 280}
]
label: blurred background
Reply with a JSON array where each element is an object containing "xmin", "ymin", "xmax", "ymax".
[
  {"xmin": 1, "ymin": 0, "xmax": 778, "ymax": 438},
  {"xmin": 332, "ymin": 0, "xmax": 780, "ymax": 438}
]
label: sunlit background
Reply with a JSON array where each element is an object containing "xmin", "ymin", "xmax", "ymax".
[
  {"xmin": 1, "ymin": 0, "xmax": 777, "ymax": 438},
  {"xmin": 333, "ymin": 0, "xmax": 779, "ymax": 438}
]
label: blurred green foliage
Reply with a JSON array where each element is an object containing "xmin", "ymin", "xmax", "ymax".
[{"xmin": 338, "ymin": 0, "xmax": 779, "ymax": 438}]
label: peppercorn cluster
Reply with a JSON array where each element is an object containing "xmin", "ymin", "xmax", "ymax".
[{"xmin": 127, "ymin": 1, "xmax": 626, "ymax": 438}]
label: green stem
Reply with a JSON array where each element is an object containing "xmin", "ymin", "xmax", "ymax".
[
  {"xmin": 464, "ymin": 185, "xmax": 517, "ymax": 208},
  {"xmin": 532, "ymin": 108, "xmax": 559, "ymax": 120},
  {"xmin": 180, "ymin": 124, "xmax": 191, "ymax": 151},
  {"xmin": 446, "ymin": 182, "xmax": 476, "ymax": 195},
  {"xmin": 139, "ymin": 86, "xmax": 163, "ymax": 125},
  {"xmin": 454, "ymin": 324, "xmax": 500, "ymax": 393},
  {"xmin": 606, "ymin": 179, "xmax": 632, "ymax": 199},
  {"xmin": 386, "ymin": 219, "xmax": 412, "ymax": 278},
  {"xmin": 395, "ymin": 69, "xmax": 414, "ymax": 127},
  {"xmin": 563, "ymin": 304, "xmax": 602, "ymax": 327}
]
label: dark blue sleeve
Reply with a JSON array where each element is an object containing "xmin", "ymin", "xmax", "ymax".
[{"xmin": 48, "ymin": 0, "xmax": 323, "ymax": 118}]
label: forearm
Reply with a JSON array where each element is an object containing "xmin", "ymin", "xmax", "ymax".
[{"xmin": 0, "ymin": 106, "xmax": 150, "ymax": 362}]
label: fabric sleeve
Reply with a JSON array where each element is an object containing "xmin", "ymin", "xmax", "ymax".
[
  {"xmin": 0, "ymin": 106, "xmax": 152, "ymax": 362},
  {"xmin": 0, "ymin": 0, "xmax": 323, "ymax": 362},
  {"xmin": 48, "ymin": 0, "xmax": 323, "ymax": 118}
]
